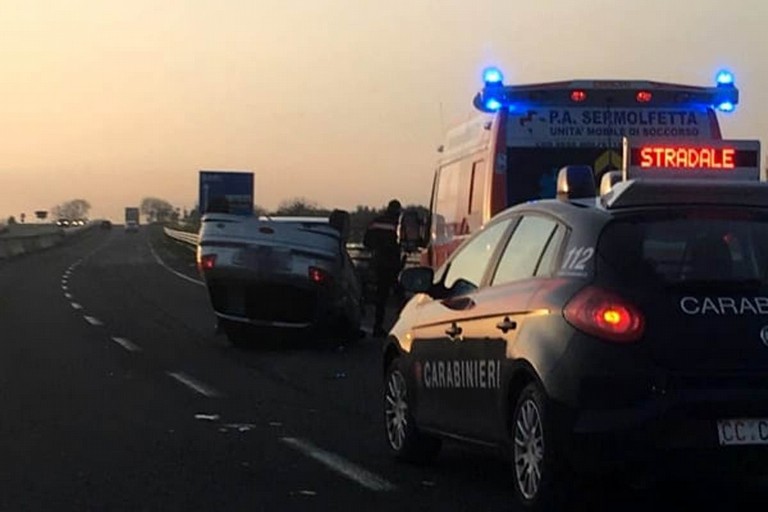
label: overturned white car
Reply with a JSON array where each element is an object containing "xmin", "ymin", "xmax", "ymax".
[{"xmin": 197, "ymin": 210, "xmax": 363, "ymax": 346}]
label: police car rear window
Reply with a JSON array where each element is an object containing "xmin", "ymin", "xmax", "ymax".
[{"xmin": 596, "ymin": 210, "xmax": 768, "ymax": 286}]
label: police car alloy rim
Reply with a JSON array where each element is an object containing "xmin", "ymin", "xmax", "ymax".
[
  {"xmin": 513, "ymin": 399, "xmax": 545, "ymax": 501},
  {"xmin": 384, "ymin": 369, "xmax": 408, "ymax": 451}
]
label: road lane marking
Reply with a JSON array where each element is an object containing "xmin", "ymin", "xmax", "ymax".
[
  {"xmin": 167, "ymin": 372, "xmax": 220, "ymax": 398},
  {"xmin": 62, "ymin": 285, "xmax": 68, "ymax": 291},
  {"xmin": 71, "ymin": 303, "xmax": 83, "ymax": 310},
  {"xmin": 281, "ymin": 437, "xmax": 396, "ymax": 492},
  {"xmin": 84, "ymin": 316, "xmax": 103, "ymax": 326},
  {"xmin": 111, "ymin": 337, "xmax": 141, "ymax": 352},
  {"xmin": 64, "ymin": 293, "xmax": 73, "ymax": 299},
  {"xmin": 148, "ymin": 241, "xmax": 205, "ymax": 287}
]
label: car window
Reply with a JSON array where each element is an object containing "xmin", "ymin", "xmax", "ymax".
[
  {"xmin": 492, "ymin": 216, "xmax": 559, "ymax": 285},
  {"xmin": 597, "ymin": 209, "xmax": 768, "ymax": 286},
  {"xmin": 442, "ymin": 219, "xmax": 512, "ymax": 293},
  {"xmin": 535, "ymin": 225, "xmax": 566, "ymax": 277}
]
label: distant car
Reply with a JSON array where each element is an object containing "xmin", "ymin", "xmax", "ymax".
[
  {"xmin": 197, "ymin": 211, "xmax": 363, "ymax": 347},
  {"xmin": 56, "ymin": 219, "xmax": 70, "ymax": 227},
  {"xmin": 100, "ymin": 220, "xmax": 112, "ymax": 230},
  {"xmin": 384, "ymin": 165, "xmax": 768, "ymax": 509},
  {"xmin": 125, "ymin": 220, "xmax": 139, "ymax": 233}
]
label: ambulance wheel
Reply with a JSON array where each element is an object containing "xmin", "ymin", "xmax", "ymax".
[
  {"xmin": 384, "ymin": 359, "xmax": 441, "ymax": 463},
  {"xmin": 510, "ymin": 382, "xmax": 569, "ymax": 511}
]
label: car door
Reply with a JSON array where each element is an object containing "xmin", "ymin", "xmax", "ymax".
[
  {"xmin": 410, "ymin": 218, "xmax": 514, "ymax": 433},
  {"xmin": 454, "ymin": 215, "xmax": 565, "ymax": 441}
]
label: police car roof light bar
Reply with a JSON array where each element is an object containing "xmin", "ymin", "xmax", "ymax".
[{"xmin": 557, "ymin": 165, "xmax": 596, "ymax": 202}]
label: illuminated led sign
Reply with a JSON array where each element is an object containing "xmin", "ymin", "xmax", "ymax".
[
  {"xmin": 623, "ymin": 138, "xmax": 761, "ymax": 181},
  {"xmin": 638, "ymin": 146, "xmax": 735, "ymax": 170}
]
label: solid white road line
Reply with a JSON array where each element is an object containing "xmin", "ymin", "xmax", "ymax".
[
  {"xmin": 111, "ymin": 337, "xmax": 142, "ymax": 352},
  {"xmin": 84, "ymin": 316, "xmax": 103, "ymax": 326},
  {"xmin": 148, "ymin": 241, "xmax": 205, "ymax": 287},
  {"xmin": 71, "ymin": 303, "xmax": 83, "ymax": 310},
  {"xmin": 281, "ymin": 437, "xmax": 396, "ymax": 492},
  {"xmin": 167, "ymin": 372, "xmax": 220, "ymax": 398}
]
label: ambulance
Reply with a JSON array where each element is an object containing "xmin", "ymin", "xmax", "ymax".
[{"xmin": 422, "ymin": 68, "xmax": 740, "ymax": 268}]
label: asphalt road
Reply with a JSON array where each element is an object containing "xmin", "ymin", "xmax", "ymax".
[{"xmin": 1, "ymin": 225, "xmax": 766, "ymax": 511}]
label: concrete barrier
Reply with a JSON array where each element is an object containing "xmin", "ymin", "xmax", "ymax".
[{"xmin": 0, "ymin": 223, "xmax": 96, "ymax": 260}]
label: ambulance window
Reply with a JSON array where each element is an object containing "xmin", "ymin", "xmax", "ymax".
[
  {"xmin": 492, "ymin": 216, "xmax": 558, "ymax": 285},
  {"xmin": 443, "ymin": 219, "xmax": 511, "ymax": 294},
  {"xmin": 435, "ymin": 162, "xmax": 460, "ymax": 231},
  {"xmin": 468, "ymin": 160, "xmax": 485, "ymax": 215}
]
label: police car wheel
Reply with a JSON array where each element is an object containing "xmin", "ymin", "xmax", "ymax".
[
  {"xmin": 511, "ymin": 383, "xmax": 566, "ymax": 510},
  {"xmin": 384, "ymin": 360, "xmax": 441, "ymax": 463}
]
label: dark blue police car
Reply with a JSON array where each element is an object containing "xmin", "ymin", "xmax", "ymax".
[{"xmin": 383, "ymin": 139, "xmax": 768, "ymax": 510}]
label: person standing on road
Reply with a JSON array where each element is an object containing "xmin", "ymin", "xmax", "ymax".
[{"xmin": 364, "ymin": 199, "xmax": 403, "ymax": 338}]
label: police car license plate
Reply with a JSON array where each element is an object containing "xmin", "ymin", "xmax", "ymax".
[{"xmin": 717, "ymin": 419, "xmax": 768, "ymax": 446}]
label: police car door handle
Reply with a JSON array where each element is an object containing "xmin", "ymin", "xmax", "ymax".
[
  {"xmin": 445, "ymin": 323, "xmax": 463, "ymax": 338},
  {"xmin": 496, "ymin": 317, "xmax": 517, "ymax": 333}
]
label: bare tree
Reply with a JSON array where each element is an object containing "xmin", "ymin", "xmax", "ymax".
[
  {"xmin": 51, "ymin": 199, "xmax": 90, "ymax": 220},
  {"xmin": 274, "ymin": 197, "xmax": 329, "ymax": 217},
  {"xmin": 140, "ymin": 197, "xmax": 175, "ymax": 223}
]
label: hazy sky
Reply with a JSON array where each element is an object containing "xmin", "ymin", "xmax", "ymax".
[{"xmin": 1, "ymin": 0, "xmax": 766, "ymax": 221}]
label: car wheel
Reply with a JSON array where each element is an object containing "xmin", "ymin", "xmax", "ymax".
[
  {"xmin": 511, "ymin": 382, "xmax": 569, "ymax": 511},
  {"xmin": 384, "ymin": 359, "xmax": 441, "ymax": 463}
]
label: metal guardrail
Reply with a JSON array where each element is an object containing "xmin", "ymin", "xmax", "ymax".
[{"xmin": 164, "ymin": 227, "xmax": 199, "ymax": 246}]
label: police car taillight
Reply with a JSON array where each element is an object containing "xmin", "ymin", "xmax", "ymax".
[{"xmin": 564, "ymin": 286, "xmax": 645, "ymax": 343}]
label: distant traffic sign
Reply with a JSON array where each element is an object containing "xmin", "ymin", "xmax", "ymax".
[{"xmin": 199, "ymin": 170, "xmax": 254, "ymax": 216}]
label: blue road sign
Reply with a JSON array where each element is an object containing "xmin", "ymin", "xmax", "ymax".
[{"xmin": 198, "ymin": 170, "xmax": 254, "ymax": 216}]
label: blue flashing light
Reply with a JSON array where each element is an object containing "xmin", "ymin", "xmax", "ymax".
[
  {"xmin": 717, "ymin": 101, "xmax": 735, "ymax": 113},
  {"xmin": 482, "ymin": 67, "xmax": 504, "ymax": 84},
  {"xmin": 716, "ymin": 70, "xmax": 734, "ymax": 86},
  {"xmin": 484, "ymin": 98, "xmax": 502, "ymax": 111}
]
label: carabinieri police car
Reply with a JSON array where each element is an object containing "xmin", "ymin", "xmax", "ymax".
[{"xmin": 383, "ymin": 137, "xmax": 767, "ymax": 510}]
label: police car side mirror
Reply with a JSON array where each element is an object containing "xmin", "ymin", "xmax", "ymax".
[{"xmin": 399, "ymin": 267, "xmax": 433, "ymax": 294}]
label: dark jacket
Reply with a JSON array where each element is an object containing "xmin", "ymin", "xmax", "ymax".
[{"xmin": 363, "ymin": 212, "xmax": 401, "ymax": 272}]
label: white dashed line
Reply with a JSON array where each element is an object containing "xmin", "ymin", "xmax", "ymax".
[
  {"xmin": 167, "ymin": 372, "xmax": 220, "ymax": 398},
  {"xmin": 71, "ymin": 303, "xmax": 83, "ymax": 310},
  {"xmin": 64, "ymin": 293, "xmax": 73, "ymax": 299},
  {"xmin": 148, "ymin": 241, "xmax": 205, "ymax": 287},
  {"xmin": 83, "ymin": 316, "xmax": 102, "ymax": 326},
  {"xmin": 111, "ymin": 337, "xmax": 141, "ymax": 352},
  {"xmin": 62, "ymin": 285, "xmax": 68, "ymax": 291},
  {"xmin": 281, "ymin": 437, "xmax": 396, "ymax": 492}
]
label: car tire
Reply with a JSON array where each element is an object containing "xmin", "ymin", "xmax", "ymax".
[
  {"xmin": 510, "ymin": 382, "xmax": 570, "ymax": 511},
  {"xmin": 384, "ymin": 359, "xmax": 441, "ymax": 463}
]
